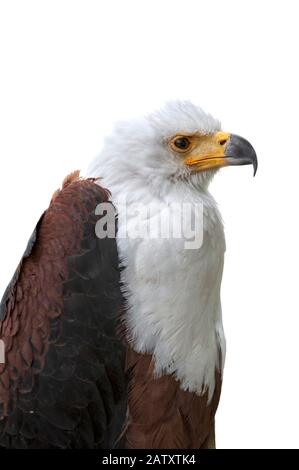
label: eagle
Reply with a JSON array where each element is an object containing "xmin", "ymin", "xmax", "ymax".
[{"xmin": 0, "ymin": 101, "xmax": 257, "ymax": 449}]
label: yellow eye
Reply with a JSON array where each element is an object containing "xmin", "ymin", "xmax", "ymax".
[{"xmin": 171, "ymin": 136, "xmax": 192, "ymax": 152}]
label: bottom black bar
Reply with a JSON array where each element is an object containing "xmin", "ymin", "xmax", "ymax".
[{"xmin": 0, "ymin": 449, "xmax": 297, "ymax": 467}]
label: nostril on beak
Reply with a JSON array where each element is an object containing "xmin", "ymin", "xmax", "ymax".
[{"xmin": 219, "ymin": 139, "xmax": 227, "ymax": 146}]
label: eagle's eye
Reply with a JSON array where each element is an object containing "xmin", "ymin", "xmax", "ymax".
[{"xmin": 172, "ymin": 136, "xmax": 191, "ymax": 152}]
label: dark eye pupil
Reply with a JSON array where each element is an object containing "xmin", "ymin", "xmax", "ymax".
[{"xmin": 174, "ymin": 137, "xmax": 190, "ymax": 149}]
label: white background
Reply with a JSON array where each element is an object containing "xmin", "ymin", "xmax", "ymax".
[{"xmin": 0, "ymin": 0, "xmax": 298, "ymax": 449}]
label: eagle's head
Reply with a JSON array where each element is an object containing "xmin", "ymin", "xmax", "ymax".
[{"xmin": 88, "ymin": 100, "xmax": 257, "ymax": 196}]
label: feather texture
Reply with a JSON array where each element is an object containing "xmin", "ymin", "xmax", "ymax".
[
  {"xmin": 0, "ymin": 176, "xmax": 126, "ymax": 449},
  {"xmin": 125, "ymin": 346, "xmax": 221, "ymax": 449}
]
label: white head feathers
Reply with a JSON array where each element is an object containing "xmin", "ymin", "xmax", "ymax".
[{"xmin": 87, "ymin": 100, "xmax": 221, "ymax": 195}]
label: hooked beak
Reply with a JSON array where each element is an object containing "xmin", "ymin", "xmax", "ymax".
[
  {"xmin": 224, "ymin": 134, "xmax": 258, "ymax": 176},
  {"xmin": 184, "ymin": 132, "xmax": 258, "ymax": 176}
]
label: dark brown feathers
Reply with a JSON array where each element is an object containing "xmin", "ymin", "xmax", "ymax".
[
  {"xmin": 0, "ymin": 176, "xmax": 126, "ymax": 448},
  {"xmin": 125, "ymin": 347, "xmax": 221, "ymax": 449}
]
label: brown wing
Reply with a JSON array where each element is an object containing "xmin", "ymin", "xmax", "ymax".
[
  {"xmin": 125, "ymin": 347, "xmax": 222, "ymax": 449},
  {"xmin": 0, "ymin": 173, "xmax": 126, "ymax": 449}
]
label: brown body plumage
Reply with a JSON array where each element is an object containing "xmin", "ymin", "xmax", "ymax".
[
  {"xmin": 0, "ymin": 175, "xmax": 126, "ymax": 448},
  {"xmin": 125, "ymin": 347, "xmax": 221, "ymax": 449},
  {"xmin": 0, "ymin": 173, "xmax": 90, "ymax": 416}
]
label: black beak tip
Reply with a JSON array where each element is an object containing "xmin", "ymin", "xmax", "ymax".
[{"xmin": 249, "ymin": 142, "xmax": 258, "ymax": 177}]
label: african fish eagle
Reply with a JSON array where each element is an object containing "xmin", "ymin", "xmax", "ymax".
[{"xmin": 0, "ymin": 101, "xmax": 257, "ymax": 449}]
